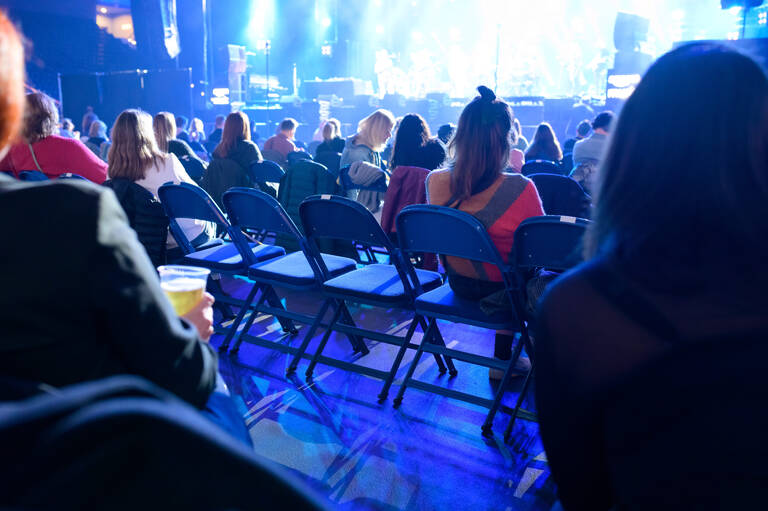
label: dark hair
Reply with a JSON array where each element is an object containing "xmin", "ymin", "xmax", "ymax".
[
  {"xmin": 437, "ymin": 123, "xmax": 455, "ymax": 144},
  {"xmin": 525, "ymin": 122, "xmax": 562, "ymax": 162},
  {"xmin": 23, "ymin": 93, "xmax": 59, "ymax": 143},
  {"xmin": 592, "ymin": 111, "xmax": 614, "ymax": 132},
  {"xmin": 280, "ymin": 118, "xmax": 298, "ymax": 131},
  {"xmin": 587, "ymin": 42, "xmax": 768, "ymax": 293},
  {"xmin": 448, "ymin": 86, "xmax": 513, "ymax": 202},
  {"xmin": 175, "ymin": 115, "xmax": 188, "ymax": 130},
  {"xmin": 391, "ymin": 113, "xmax": 431, "ymax": 169},
  {"xmin": 214, "ymin": 111, "xmax": 251, "ymax": 159},
  {"xmin": 576, "ymin": 120, "xmax": 592, "ymax": 137}
]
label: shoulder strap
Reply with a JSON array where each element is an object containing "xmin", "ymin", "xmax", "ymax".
[
  {"xmin": 584, "ymin": 260, "xmax": 682, "ymax": 343},
  {"xmin": 28, "ymin": 143, "xmax": 43, "ymax": 173}
]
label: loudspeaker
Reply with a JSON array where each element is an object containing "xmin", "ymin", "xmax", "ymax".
[
  {"xmin": 614, "ymin": 12, "xmax": 650, "ymax": 52},
  {"xmin": 721, "ymin": 0, "xmax": 763, "ymax": 8}
]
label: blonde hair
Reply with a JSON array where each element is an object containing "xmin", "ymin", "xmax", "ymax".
[
  {"xmin": 152, "ymin": 112, "xmax": 176, "ymax": 153},
  {"xmin": 356, "ymin": 109, "xmax": 395, "ymax": 152},
  {"xmin": 108, "ymin": 109, "xmax": 165, "ymax": 181}
]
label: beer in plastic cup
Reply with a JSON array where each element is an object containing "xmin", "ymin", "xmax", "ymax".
[{"xmin": 157, "ymin": 265, "xmax": 210, "ymax": 316}]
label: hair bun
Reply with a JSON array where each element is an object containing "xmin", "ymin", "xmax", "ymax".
[{"xmin": 477, "ymin": 85, "xmax": 496, "ymax": 102}]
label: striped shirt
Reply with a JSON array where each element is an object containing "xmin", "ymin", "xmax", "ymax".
[{"xmin": 426, "ymin": 170, "xmax": 544, "ymax": 281}]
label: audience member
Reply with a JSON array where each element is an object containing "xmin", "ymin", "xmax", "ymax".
[
  {"xmin": 175, "ymin": 114, "xmax": 190, "ymax": 142},
  {"xmin": 206, "ymin": 114, "xmax": 225, "ymax": 152},
  {"xmin": 437, "ymin": 123, "xmax": 455, "ymax": 146},
  {"xmin": 84, "ymin": 119, "xmax": 109, "ymax": 161},
  {"xmin": 512, "ymin": 118, "xmax": 529, "ymax": 152},
  {"xmin": 111, "ymin": 109, "xmax": 214, "ymax": 249},
  {"xmin": 0, "ymin": 15, "xmax": 218, "ymax": 413},
  {"xmin": 263, "ymin": 118, "xmax": 298, "ymax": 159},
  {"xmin": 340, "ymin": 109, "xmax": 395, "ymax": 170},
  {"xmin": 315, "ymin": 117, "xmax": 345, "ymax": 154},
  {"xmin": 535, "ymin": 43, "xmax": 768, "ymax": 510},
  {"xmin": 81, "ymin": 107, "xmax": 98, "ymax": 141},
  {"xmin": 426, "ymin": 86, "xmax": 544, "ymax": 378},
  {"xmin": 153, "ymin": 111, "xmax": 207, "ymax": 182},
  {"xmin": 59, "ymin": 117, "xmax": 77, "ymax": 139},
  {"xmin": 563, "ymin": 119, "xmax": 591, "ymax": 154},
  {"xmin": 188, "ymin": 117, "xmax": 209, "ymax": 158},
  {"xmin": 524, "ymin": 122, "xmax": 563, "ymax": 163},
  {"xmin": 0, "ymin": 93, "xmax": 107, "ymax": 183},
  {"xmin": 570, "ymin": 111, "xmax": 613, "ymax": 192},
  {"xmin": 390, "ymin": 113, "xmax": 445, "ymax": 171}
]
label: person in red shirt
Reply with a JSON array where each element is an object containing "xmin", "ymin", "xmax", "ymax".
[
  {"xmin": 0, "ymin": 93, "xmax": 108, "ymax": 183},
  {"xmin": 262, "ymin": 118, "xmax": 298, "ymax": 160}
]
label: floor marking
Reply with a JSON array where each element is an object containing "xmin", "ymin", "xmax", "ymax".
[{"xmin": 514, "ymin": 468, "xmax": 545, "ymax": 498}]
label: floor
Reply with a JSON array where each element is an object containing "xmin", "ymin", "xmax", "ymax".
[{"xmin": 214, "ymin": 276, "xmax": 557, "ymax": 511}]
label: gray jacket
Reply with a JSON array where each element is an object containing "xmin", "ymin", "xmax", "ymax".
[{"xmin": 572, "ymin": 133, "xmax": 608, "ymax": 165}]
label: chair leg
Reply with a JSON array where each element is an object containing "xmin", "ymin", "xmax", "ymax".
[
  {"xmin": 286, "ymin": 299, "xmax": 331, "ymax": 375},
  {"xmin": 504, "ymin": 358, "xmax": 536, "ymax": 442},
  {"xmin": 482, "ymin": 333, "xmax": 526, "ymax": 436},
  {"xmin": 430, "ymin": 320, "xmax": 458, "ymax": 376},
  {"xmin": 338, "ymin": 302, "xmax": 368, "ymax": 355},
  {"xmin": 209, "ymin": 278, "xmax": 236, "ymax": 320},
  {"xmin": 261, "ymin": 284, "xmax": 298, "ymax": 334},
  {"xmin": 378, "ymin": 315, "xmax": 421, "ymax": 403},
  {"xmin": 305, "ymin": 301, "xmax": 343, "ymax": 379},
  {"xmin": 417, "ymin": 316, "xmax": 447, "ymax": 374},
  {"xmin": 393, "ymin": 318, "xmax": 437, "ymax": 408},
  {"xmin": 230, "ymin": 290, "xmax": 270, "ymax": 354},
  {"xmin": 218, "ymin": 283, "xmax": 260, "ymax": 353}
]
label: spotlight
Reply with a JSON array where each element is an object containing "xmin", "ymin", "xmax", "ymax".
[
  {"xmin": 321, "ymin": 45, "xmax": 332, "ymax": 56},
  {"xmin": 759, "ymin": 11, "xmax": 767, "ymax": 24},
  {"xmin": 322, "ymin": 17, "xmax": 332, "ymax": 28}
]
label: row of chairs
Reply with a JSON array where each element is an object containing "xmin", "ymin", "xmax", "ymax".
[
  {"xmin": 2, "ymin": 170, "xmax": 89, "ymax": 181},
  {"xmin": 157, "ymin": 182, "xmax": 589, "ymax": 435}
]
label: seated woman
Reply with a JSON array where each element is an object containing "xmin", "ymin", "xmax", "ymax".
[
  {"xmin": 0, "ymin": 93, "xmax": 108, "ymax": 183},
  {"xmin": 188, "ymin": 117, "xmax": 209, "ymax": 159},
  {"xmin": 153, "ymin": 112, "xmax": 207, "ymax": 182},
  {"xmin": 524, "ymin": 122, "xmax": 563, "ymax": 164},
  {"xmin": 84, "ymin": 120, "xmax": 109, "ymax": 161},
  {"xmin": 315, "ymin": 117, "xmax": 345, "ymax": 155},
  {"xmin": 426, "ymin": 86, "xmax": 544, "ymax": 378},
  {"xmin": 109, "ymin": 109, "xmax": 214, "ymax": 250},
  {"xmin": 534, "ymin": 43, "xmax": 768, "ymax": 510},
  {"xmin": 340, "ymin": 109, "xmax": 395, "ymax": 170}
]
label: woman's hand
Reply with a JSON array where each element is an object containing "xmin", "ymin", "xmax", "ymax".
[{"xmin": 181, "ymin": 292, "xmax": 215, "ymax": 341}]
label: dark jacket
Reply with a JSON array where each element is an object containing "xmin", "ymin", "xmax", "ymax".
[
  {"xmin": 202, "ymin": 157, "xmax": 254, "ymax": 210},
  {"xmin": 316, "ymin": 137, "xmax": 345, "ymax": 155},
  {"xmin": 169, "ymin": 139, "xmax": 207, "ymax": 183},
  {"xmin": 0, "ymin": 175, "xmax": 217, "ymax": 408},
  {"xmin": 277, "ymin": 159, "xmax": 338, "ymax": 252},
  {"xmin": 103, "ymin": 178, "xmax": 169, "ymax": 267}
]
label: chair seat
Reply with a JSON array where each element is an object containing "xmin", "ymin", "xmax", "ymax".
[
  {"xmin": 181, "ymin": 241, "xmax": 284, "ymax": 271},
  {"xmin": 414, "ymin": 283, "xmax": 518, "ymax": 330},
  {"xmin": 322, "ymin": 264, "xmax": 442, "ymax": 305},
  {"xmin": 249, "ymin": 251, "xmax": 356, "ymax": 288}
]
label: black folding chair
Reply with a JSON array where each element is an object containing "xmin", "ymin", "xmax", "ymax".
[{"xmin": 529, "ymin": 173, "xmax": 591, "ymax": 218}]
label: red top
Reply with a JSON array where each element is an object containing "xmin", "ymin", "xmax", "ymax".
[
  {"xmin": 262, "ymin": 133, "xmax": 297, "ymax": 159},
  {"xmin": 0, "ymin": 135, "xmax": 108, "ymax": 183}
]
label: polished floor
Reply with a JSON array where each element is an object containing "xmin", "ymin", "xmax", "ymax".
[{"xmin": 215, "ymin": 276, "xmax": 556, "ymax": 511}]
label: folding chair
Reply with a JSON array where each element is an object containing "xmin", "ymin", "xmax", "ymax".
[
  {"xmin": 250, "ymin": 160, "xmax": 285, "ymax": 184},
  {"xmin": 502, "ymin": 214, "xmax": 590, "ymax": 440},
  {"xmin": 521, "ymin": 159, "xmax": 561, "ymax": 176},
  {"xmin": 529, "ymin": 173, "xmax": 591, "ymax": 218},
  {"xmin": 18, "ymin": 170, "xmax": 48, "ymax": 181},
  {"xmin": 289, "ymin": 195, "xmax": 446, "ymax": 401},
  {"xmin": 392, "ymin": 205, "xmax": 532, "ymax": 436},
  {"xmin": 338, "ymin": 164, "xmax": 389, "ymax": 265},
  {"xmin": 219, "ymin": 188, "xmax": 363, "ymax": 357},
  {"xmin": 314, "ymin": 152, "xmax": 341, "ymax": 178},
  {"xmin": 157, "ymin": 182, "xmax": 290, "ymax": 333},
  {"xmin": 286, "ymin": 151, "xmax": 312, "ymax": 166}
]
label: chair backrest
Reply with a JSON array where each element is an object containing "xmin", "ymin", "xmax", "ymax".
[
  {"xmin": 158, "ymin": 182, "xmax": 229, "ymax": 254},
  {"xmin": 58, "ymin": 173, "xmax": 88, "ymax": 180},
  {"xmin": 262, "ymin": 149, "xmax": 287, "ymax": 167},
  {"xmin": 18, "ymin": 170, "xmax": 49, "ymax": 181},
  {"xmin": 602, "ymin": 332, "xmax": 768, "ymax": 510},
  {"xmin": 521, "ymin": 159, "xmax": 561, "ymax": 176},
  {"xmin": 314, "ymin": 152, "xmax": 341, "ymax": 177},
  {"xmin": 286, "ymin": 151, "xmax": 312, "ymax": 166},
  {"xmin": 250, "ymin": 160, "xmax": 285, "ymax": 183},
  {"xmin": 529, "ymin": 173, "xmax": 591, "ymax": 218},
  {"xmin": 512, "ymin": 215, "xmax": 589, "ymax": 271}
]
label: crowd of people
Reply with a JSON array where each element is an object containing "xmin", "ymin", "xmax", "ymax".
[{"xmin": 2, "ymin": 5, "xmax": 768, "ymax": 510}]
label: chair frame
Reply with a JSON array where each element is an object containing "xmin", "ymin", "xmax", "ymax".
[
  {"xmin": 289, "ymin": 195, "xmax": 449, "ymax": 402},
  {"xmin": 392, "ymin": 204, "xmax": 532, "ymax": 436},
  {"xmin": 218, "ymin": 188, "xmax": 366, "ymax": 359}
]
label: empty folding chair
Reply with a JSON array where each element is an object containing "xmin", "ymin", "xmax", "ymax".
[
  {"xmin": 392, "ymin": 205, "xmax": 532, "ymax": 436},
  {"xmin": 314, "ymin": 152, "xmax": 341, "ymax": 178},
  {"xmin": 521, "ymin": 159, "xmax": 561, "ymax": 176},
  {"xmin": 290, "ymin": 195, "xmax": 446, "ymax": 401},
  {"xmin": 219, "ymin": 188, "xmax": 362, "ymax": 357},
  {"xmin": 18, "ymin": 170, "xmax": 48, "ymax": 181},
  {"xmin": 529, "ymin": 173, "xmax": 591, "ymax": 218},
  {"xmin": 502, "ymin": 214, "xmax": 590, "ymax": 440},
  {"xmin": 157, "ymin": 182, "xmax": 291, "ymax": 333}
]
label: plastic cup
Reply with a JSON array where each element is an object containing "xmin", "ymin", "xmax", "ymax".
[{"xmin": 157, "ymin": 265, "xmax": 210, "ymax": 316}]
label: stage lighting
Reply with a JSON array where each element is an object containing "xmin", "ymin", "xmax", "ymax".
[
  {"xmin": 321, "ymin": 45, "xmax": 332, "ymax": 56},
  {"xmin": 322, "ymin": 17, "xmax": 332, "ymax": 28},
  {"xmin": 759, "ymin": 11, "xmax": 767, "ymax": 24}
]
